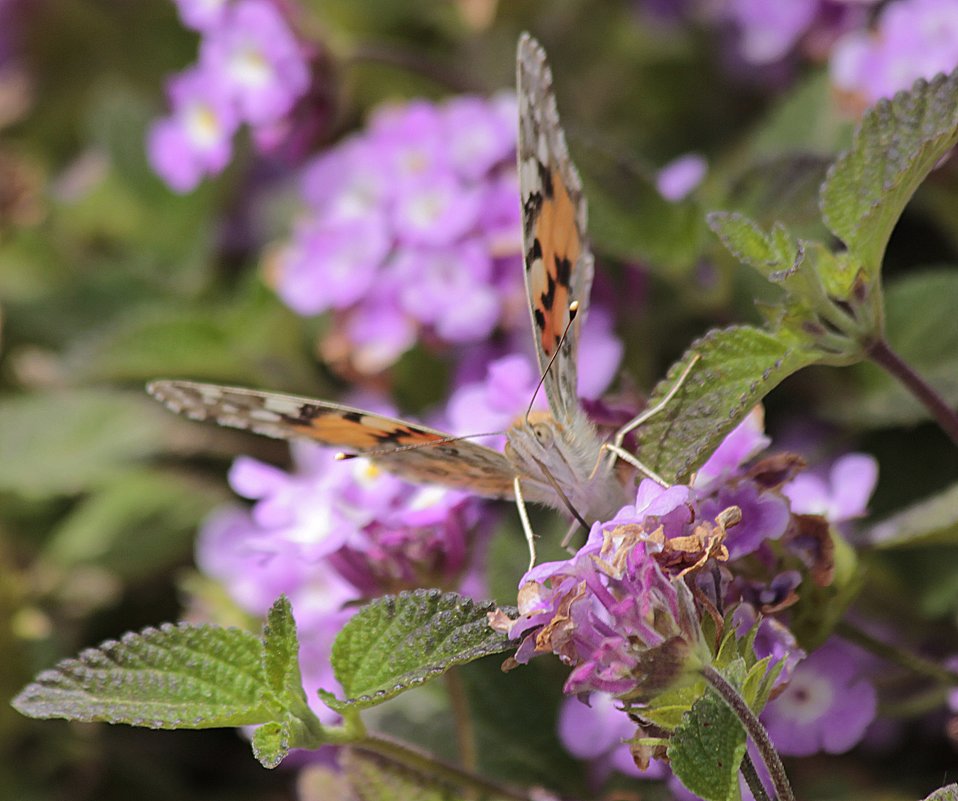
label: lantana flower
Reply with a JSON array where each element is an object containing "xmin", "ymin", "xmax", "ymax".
[{"xmin": 269, "ymin": 93, "xmax": 524, "ymax": 374}]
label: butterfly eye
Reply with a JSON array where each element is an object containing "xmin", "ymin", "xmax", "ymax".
[{"xmin": 532, "ymin": 423, "xmax": 554, "ymax": 448}]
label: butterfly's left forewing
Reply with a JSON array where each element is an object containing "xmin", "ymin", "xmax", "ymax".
[
  {"xmin": 517, "ymin": 33, "xmax": 595, "ymax": 425},
  {"xmin": 147, "ymin": 380, "xmax": 522, "ymax": 499}
]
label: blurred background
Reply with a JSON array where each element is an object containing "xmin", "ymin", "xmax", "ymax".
[{"xmin": 3, "ymin": 1, "xmax": 958, "ymax": 799}]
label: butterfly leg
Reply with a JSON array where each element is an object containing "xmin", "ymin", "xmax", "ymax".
[
  {"xmin": 513, "ymin": 476, "xmax": 538, "ymax": 571},
  {"xmin": 591, "ymin": 354, "xmax": 701, "ymax": 485},
  {"xmin": 559, "ymin": 519, "xmax": 582, "ymax": 552},
  {"xmin": 611, "ymin": 353, "xmax": 700, "ymax": 452}
]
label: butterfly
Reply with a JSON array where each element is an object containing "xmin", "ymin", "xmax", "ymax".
[{"xmin": 148, "ymin": 34, "xmax": 683, "ymax": 556}]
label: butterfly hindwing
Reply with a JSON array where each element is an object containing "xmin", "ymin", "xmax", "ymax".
[
  {"xmin": 147, "ymin": 380, "xmax": 519, "ymax": 499},
  {"xmin": 517, "ymin": 33, "xmax": 594, "ymax": 424}
]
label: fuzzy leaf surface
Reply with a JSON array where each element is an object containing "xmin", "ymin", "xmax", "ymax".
[
  {"xmin": 252, "ymin": 720, "xmax": 290, "ymax": 769},
  {"xmin": 821, "ymin": 69, "xmax": 958, "ymax": 273},
  {"xmin": 12, "ymin": 624, "xmax": 276, "ymax": 728},
  {"xmin": 637, "ymin": 325, "xmax": 816, "ymax": 482},
  {"xmin": 668, "ymin": 689, "xmax": 747, "ymax": 801},
  {"xmin": 329, "ymin": 590, "xmax": 512, "ymax": 710}
]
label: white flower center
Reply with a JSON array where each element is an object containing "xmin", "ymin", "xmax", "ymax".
[
  {"xmin": 229, "ymin": 42, "xmax": 272, "ymax": 89},
  {"xmin": 184, "ymin": 101, "xmax": 223, "ymax": 149}
]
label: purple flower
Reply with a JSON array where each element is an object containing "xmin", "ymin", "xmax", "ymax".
[
  {"xmin": 831, "ymin": 0, "xmax": 958, "ymax": 104},
  {"xmin": 392, "ymin": 174, "xmax": 484, "ymax": 247},
  {"xmin": 442, "ymin": 92, "xmax": 517, "ymax": 180},
  {"xmin": 558, "ymin": 693, "xmax": 668, "ymax": 781},
  {"xmin": 657, "ymin": 153, "xmax": 708, "ymax": 201},
  {"xmin": 369, "ymin": 100, "xmax": 452, "ymax": 186},
  {"xmin": 173, "ymin": 0, "xmax": 229, "ymax": 31},
  {"xmin": 269, "ymin": 93, "xmax": 524, "ymax": 373},
  {"xmin": 273, "ymin": 215, "xmax": 391, "ymax": 316},
  {"xmin": 695, "ymin": 407, "xmax": 771, "ymax": 487},
  {"xmin": 723, "ymin": 0, "xmax": 820, "ymax": 64},
  {"xmin": 201, "ymin": 0, "xmax": 309, "ymax": 126},
  {"xmin": 782, "ymin": 452, "xmax": 878, "ymax": 523},
  {"xmin": 147, "ymin": 66, "xmax": 239, "ymax": 192},
  {"xmin": 446, "ymin": 354, "xmax": 545, "ymax": 443},
  {"xmin": 503, "ymin": 481, "xmax": 714, "ymax": 700},
  {"xmin": 299, "ymin": 135, "xmax": 394, "ymax": 222},
  {"xmin": 697, "ymin": 479, "xmax": 791, "ymax": 559},
  {"xmin": 761, "ymin": 637, "xmax": 877, "ymax": 756},
  {"xmin": 393, "ymin": 242, "xmax": 500, "ymax": 342},
  {"xmin": 149, "ymin": 0, "xmax": 312, "ymax": 190}
]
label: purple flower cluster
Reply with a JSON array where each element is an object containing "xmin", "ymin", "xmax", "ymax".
[
  {"xmin": 831, "ymin": 0, "xmax": 958, "ymax": 104},
  {"xmin": 707, "ymin": 0, "xmax": 877, "ymax": 66},
  {"xmin": 193, "ymin": 439, "xmax": 488, "ymax": 720},
  {"xmin": 498, "ymin": 409, "xmax": 881, "ymax": 783},
  {"xmin": 269, "ymin": 94, "xmax": 524, "ymax": 374},
  {"xmin": 148, "ymin": 0, "xmax": 311, "ymax": 192}
]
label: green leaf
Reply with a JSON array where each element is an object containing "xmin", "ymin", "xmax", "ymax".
[
  {"xmin": 748, "ymin": 69, "xmax": 852, "ymax": 161},
  {"xmin": 869, "ymin": 482, "xmax": 958, "ymax": 549},
  {"xmin": 723, "ymin": 155, "xmax": 833, "ymax": 242},
  {"xmin": 668, "ymin": 689, "xmax": 747, "ymax": 801},
  {"xmin": 329, "ymin": 590, "xmax": 513, "ymax": 710},
  {"xmin": 821, "ymin": 68, "xmax": 958, "ymax": 274},
  {"xmin": 64, "ymin": 282, "xmax": 320, "ymax": 390},
  {"xmin": 0, "ymin": 390, "xmax": 172, "ymax": 497},
  {"xmin": 462, "ymin": 657, "xmax": 587, "ymax": 790},
  {"xmin": 11, "ymin": 623, "xmax": 276, "ymax": 728},
  {"xmin": 707, "ymin": 212, "xmax": 800, "ymax": 279},
  {"xmin": 43, "ymin": 468, "xmax": 227, "ymax": 579},
  {"xmin": 829, "ymin": 269, "xmax": 958, "ymax": 427},
  {"xmin": 640, "ymin": 679, "xmax": 707, "ymax": 731},
  {"xmin": 924, "ymin": 785, "xmax": 958, "ymax": 801},
  {"xmin": 637, "ymin": 325, "xmax": 817, "ymax": 482},
  {"xmin": 251, "ymin": 720, "xmax": 291, "ymax": 769},
  {"xmin": 263, "ymin": 595, "xmax": 302, "ymax": 698}
]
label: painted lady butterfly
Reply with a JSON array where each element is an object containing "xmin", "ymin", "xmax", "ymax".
[{"xmin": 149, "ymin": 34, "xmax": 684, "ymax": 553}]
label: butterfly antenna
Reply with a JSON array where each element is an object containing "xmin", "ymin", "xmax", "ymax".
[
  {"xmin": 524, "ymin": 301, "xmax": 579, "ymax": 425},
  {"xmin": 334, "ymin": 430, "xmax": 504, "ymax": 461}
]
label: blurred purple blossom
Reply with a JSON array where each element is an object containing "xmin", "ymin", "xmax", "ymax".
[
  {"xmin": 149, "ymin": 0, "xmax": 311, "ymax": 191},
  {"xmin": 174, "ymin": 0, "xmax": 229, "ymax": 32},
  {"xmin": 272, "ymin": 92, "xmax": 526, "ymax": 374},
  {"xmin": 761, "ymin": 637, "xmax": 878, "ymax": 756},
  {"xmin": 782, "ymin": 452, "xmax": 878, "ymax": 523},
  {"xmin": 831, "ymin": 0, "xmax": 958, "ymax": 104},
  {"xmin": 656, "ymin": 152, "xmax": 708, "ymax": 201},
  {"xmin": 558, "ymin": 693, "xmax": 668, "ymax": 781},
  {"xmin": 703, "ymin": 0, "xmax": 877, "ymax": 68},
  {"xmin": 201, "ymin": 0, "xmax": 308, "ymax": 126},
  {"xmin": 147, "ymin": 66, "xmax": 239, "ymax": 192}
]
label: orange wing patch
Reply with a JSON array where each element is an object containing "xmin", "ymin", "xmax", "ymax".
[
  {"xmin": 528, "ymin": 165, "xmax": 581, "ymax": 359},
  {"xmin": 289, "ymin": 409, "xmax": 445, "ymax": 451}
]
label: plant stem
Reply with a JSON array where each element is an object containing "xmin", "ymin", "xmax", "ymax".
[
  {"xmin": 837, "ymin": 620, "xmax": 958, "ymax": 685},
  {"xmin": 741, "ymin": 753, "xmax": 772, "ymax": 801},
  {"xmin": 355, "ymin": 733, "xmax": 533, "ymax": 801},
  {"xmin": 867, "ymin": 338, "xmax": 958, "ymax": 447},
  {"xmin": 701, "ymin": 665, "xmax": 795, "ymax": 801},
  {"xmin": 444, "ymin": 668, "xmax": 478, "ymax": 772}
]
